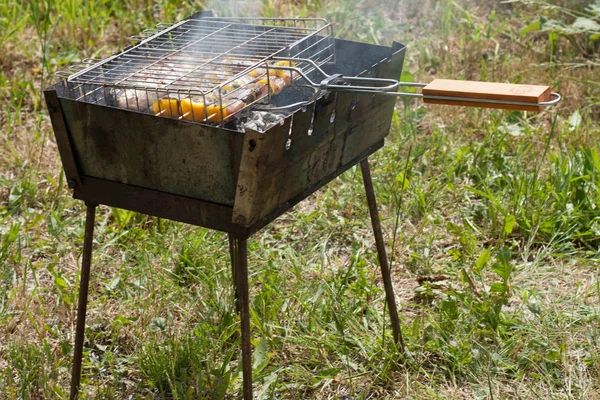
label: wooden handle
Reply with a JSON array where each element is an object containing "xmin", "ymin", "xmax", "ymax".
[{"xmin": 422, "ymin": 79, "xmax": 552, "ymax": 112}]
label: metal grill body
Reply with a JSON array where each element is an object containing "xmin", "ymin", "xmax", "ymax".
[
  {"xmin": 44, "ymin": 11, "xmax": 406, "ymax": 400},
  {"xmin": 46, "ymin": 14, "xmax": 405, "ymax": 233}
]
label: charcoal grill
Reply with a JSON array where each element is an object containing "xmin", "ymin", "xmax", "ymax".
[{"xmin": 44, "ymin": 10, "xmax": 560, "ymax": 399}]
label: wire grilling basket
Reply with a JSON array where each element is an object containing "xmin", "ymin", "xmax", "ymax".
[{"xmin": 59, "ymin": 17, "xmax": 336, "ymax": 125}]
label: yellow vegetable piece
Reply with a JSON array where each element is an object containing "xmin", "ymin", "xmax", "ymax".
[
  {"xmin": 221, "ymin": 84, "xmax": 234, "ymax": 94},
  {"xmin": 180, "ymin": 98, "xmax": 206, "ymax": 121},
  {"xmin": 206, "ymin": 103, "xmax": 228, "ymax": 122},
  {"xmin": 276, "ymin": 69, "xmax": 290, "ymax": 79},
  {"xmin": 152, "ymin": 98, "xmax": 180, "ymax": 118},
  {"xmin": 256, "ymin": 77, "xmax": 281, "ymax": 95},
  {"xmin": 268, "ymin": 61, "xmax": 296, "ymax": 79}
]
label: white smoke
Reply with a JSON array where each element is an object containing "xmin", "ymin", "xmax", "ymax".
[{"xmin": 202, "ymin": 0, "xmax": 264, "ymax": 17}]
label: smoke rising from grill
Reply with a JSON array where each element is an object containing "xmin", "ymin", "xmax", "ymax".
[{"xmin": 204, "ymin": 0, "xmax": 263, "ymax": 17}]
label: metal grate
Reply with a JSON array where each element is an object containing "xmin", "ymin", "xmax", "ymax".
[{"xmin": 64, "ymin": 17, "xmax": 335, "ymax": 124}]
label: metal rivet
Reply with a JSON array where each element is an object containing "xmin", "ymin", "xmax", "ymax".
[
  {"xmin": 67, "ymin": 179, "xmax": 77, "ymax": 188},
  {"xmin": 235, "ymin": 215, "xmax": 246, "ymax": 225}
]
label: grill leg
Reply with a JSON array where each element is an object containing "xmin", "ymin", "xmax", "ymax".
[
  {"xmin": 70, "ymin": 203, "xmax": 96, "ymax": 400},
  {"xmin": 233, "ymin": 237, "xmax": 253, "ymax": 399},
  {"xmin": 228, "ymin": 234, "xmax": 240, "ymax": 312},
  {"xmin": 360, "ymin": 159, "xmax": 406, "ymax": 352}
]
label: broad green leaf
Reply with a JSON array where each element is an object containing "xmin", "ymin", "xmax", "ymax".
[
  {"xmin": 474, "ymin": 248, "xmax": 491, "ymax": 273},
  {"xmin": 401, "ymin": 71, "xmax": 415, "ymax": 83},
  {"xmin": 497, "ymin": 247, "xmax": 511, "ymax": 266},
  {"xmin": 490, "ymin": 282, "xmax": 506, "ymax": 293},
  {"xmin": 521, "ymin": 20, "xmax": 541, "ymax": 38},
  {"xmin": 400, "ymin": 71, "xmax": 416, "ymax": 93},
  {"xmin": 252, "ymin": 339, "xmax": 269, "ymax": 373},
  {"xmin": 504, "ymin": 214, "xmax": 517, "ymax": 235},
  {"xmin": 54, "ymin": 275, "xmax": 68, "ymax": 291},
  {"xmin": 492, "ymin": 263, "xmax": 512, "ymax": 281},
  {"xmin": 115, "ymin": 315, "xmax": 134, "ymax": 326},
  {"xmin": 395, "ymin": 171, "xmax": 410, "ymax": 189},
  {"xmin": 448, "ymin": 248, "xmax": 462, "ymax": 261},
  {"xmin": 569, "ymin": 110, "xmax": 582, "ymax": 132},
  {"xmin": 111, "ymin": 207, "xmax": 135, "ymax": 227}
]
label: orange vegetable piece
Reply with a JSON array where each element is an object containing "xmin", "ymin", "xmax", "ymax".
[
  {"xmin": 180, "ymin": 98, "xmax": 207, "ymax": 121},
  {"xmin": 152, "ymin": 98, "xmax": 180, "ymax": 118}
]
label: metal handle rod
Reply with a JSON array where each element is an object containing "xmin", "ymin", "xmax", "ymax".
[
  {"xmin": 257, "ymin": 83, "xmax": 561, "ymax": 112},
  {"xmin": 271, "ymin": 56, "xmax": 562, "ymax": 109},
  {"xmin": 358, "ymin": 90, "xmax": 563, "ymax": 107}
]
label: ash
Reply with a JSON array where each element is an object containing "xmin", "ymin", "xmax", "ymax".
[{"xmin": 240, "ymin": 111, "xmax": 287, "ymax": 132}]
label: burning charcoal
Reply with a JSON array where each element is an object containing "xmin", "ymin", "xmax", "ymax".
[
  {"xmin": 243, "ymin": 122, "xmax": 257, "ymax": 131},
  {"xmin": 242, "ymin": 111, "xmax": 287, "ymax": 132},
  {"xmin": 256, "ymin": 120, "xmax": 267, "ymax": 131},
  {"xmin": 263, "ymin": 112, "xmax": 285, "ymax": 125},
  {"xmin": 263, "ymin": 113, "xmax": 276, "ymax": 123}
]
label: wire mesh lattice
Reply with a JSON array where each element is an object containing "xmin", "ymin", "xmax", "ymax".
[{"xmin": 64, "ymin": 18, "xmax": 334, "ymax": 124}]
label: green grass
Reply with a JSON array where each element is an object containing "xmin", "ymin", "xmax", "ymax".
[{"xmin": 1, "ymin": 0, "xmax": 599, "ymax": 398}]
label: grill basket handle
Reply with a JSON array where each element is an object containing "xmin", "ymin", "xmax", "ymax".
[
  {"xmin": 273, "ymin": 57, "xmax": 561, "ymax": 112},
  {"xmin": 420, "ymin": 79, "xmax": 559, "ymax": 112}
]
